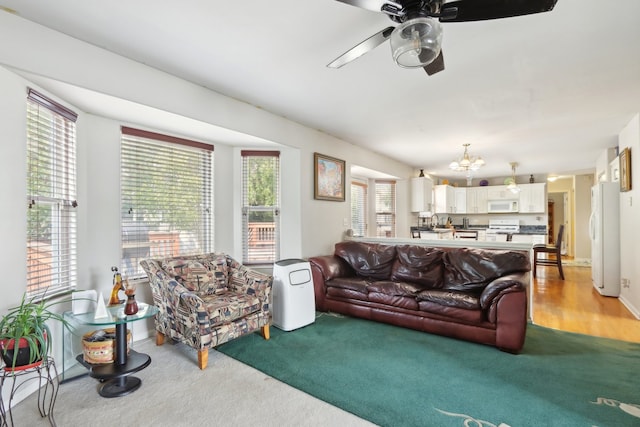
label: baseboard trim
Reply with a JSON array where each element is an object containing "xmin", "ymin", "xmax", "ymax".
[{"xmin": 619, "ymin": 296, "xmax": 640, "ymax": 320}]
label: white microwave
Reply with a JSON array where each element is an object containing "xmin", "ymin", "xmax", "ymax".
[{"xmin": 487, "ymin": 200, "xmax": 519, "ymax": 213}]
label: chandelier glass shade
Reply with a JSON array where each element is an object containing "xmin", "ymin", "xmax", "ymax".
[
  {"xmin": 390, "ymin": 17, "xmax": 443, "ymax": 68},
  {"xmin": 507, "ymin": 162, "xmax": 521, "ymax": 194},
  {"xmin": 449, "ymin": 144, "xmax": 485, "ymax": 173}
]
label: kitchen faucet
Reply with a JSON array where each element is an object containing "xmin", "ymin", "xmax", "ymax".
[{"xmin": 430, "ymin": 214, "xmax": 439, "ymax": 229}]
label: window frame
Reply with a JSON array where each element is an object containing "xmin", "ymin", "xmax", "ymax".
[
  {"xmin": 119, "ymin": 126, "xmax": 213, "ymax": 279},
  {"xmin": 26, "ymin": 88, "xmax": 78, "ymax": 300},
  {"xmin": 374, "ymin": 180, "xmax": 396, "ymax": 238},
  {"xmin": 241, "ymin": 150, "xmax": 281, "ymax": 265},
  {"xmin": 350, "ymin": 180, "xmax": 368, "ymax": 237}
]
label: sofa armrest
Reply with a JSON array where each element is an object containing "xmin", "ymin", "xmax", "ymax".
[
  {"xmin": 479, "ymin": 273, "xmax": 527, "ymax": 310},
  {"xmin": 309, "ymin": 255, "xmax": 354, "ymax": 312},
  {"xmin": 308, "ymin": 255, "xmax": 353, "ymax": 281}
]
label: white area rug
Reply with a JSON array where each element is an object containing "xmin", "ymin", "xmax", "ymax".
[{"xmin": 9, "ymin": 338, "xmax": 374, "ymax": 427}]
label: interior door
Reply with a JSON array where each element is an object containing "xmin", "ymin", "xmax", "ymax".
[{"xmin": 562, "ymin": 192, "xmax": 570, "ymax": 255}]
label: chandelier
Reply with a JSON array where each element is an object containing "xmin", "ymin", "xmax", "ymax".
[
  {"xmin": 449, "ymin": 144, "xmax": 485, "ymax": 173},
  {"xmin": 507, "ymin": 162, "xmax": 521, "ymax": 194}
]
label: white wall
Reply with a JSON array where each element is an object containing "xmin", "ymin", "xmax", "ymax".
[
  {"xmin": 618, "ymin": 114, "xmax": 640, "ymax": 318},
  {"xmin": 574, "ymin": 174, "xmax": 594, "ymax": 261},
  {"xmin": 0, "ymin": 12, "xmax": 415, "ymax": 406},
  {"xmin": 0, "ymin": 66, "xmax": 28, "ymax": 316}
]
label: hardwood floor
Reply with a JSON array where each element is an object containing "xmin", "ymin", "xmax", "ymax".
[{"xmin": 531, "ymin": 264, "xmax": 640, "ymax": 342}]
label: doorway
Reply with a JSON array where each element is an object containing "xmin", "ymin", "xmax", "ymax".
[{"xmin": 548, "ymin": 191, "xmax": 568, "ymax": 255}]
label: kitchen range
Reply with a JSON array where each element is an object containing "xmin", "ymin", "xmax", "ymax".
[{"xmin": 485, "ymin": 219, "xmax": 520, "ymax": 242}]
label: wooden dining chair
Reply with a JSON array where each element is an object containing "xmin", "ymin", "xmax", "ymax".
[{"xmin": 533, "ymin": 224, "xmax": 565, "ymax": 280}]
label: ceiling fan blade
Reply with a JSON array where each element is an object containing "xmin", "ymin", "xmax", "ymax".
[
  {"xmin": 327, "ymin": 26, "xmax": 395, "ymax": 68},
  {"xmin": 423, "ymin": 50, "xmax": 445, "ymax": 76},
  {"xmin": 335, "ymin": 0, "xmax": 402, "ymax": 13},
  {"xmin": 439, "ymin": 0, "xmax": 558, "ymax": 22}
]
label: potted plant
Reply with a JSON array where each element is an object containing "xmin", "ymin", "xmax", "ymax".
[{"xmin": 0, "ymin": 293, "xmax": 71, "ymax": 370}]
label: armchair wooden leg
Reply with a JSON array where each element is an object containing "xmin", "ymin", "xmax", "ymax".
[
  {"xmin": 262, "ymin": 324, "xmax": 270, "ymax": 340},
  {"xmin": 156, "ymin": 331, "xmax": 165, "ymax": 346},
  {"xmin": 198, "ymin": 349, "xmax": 208, "ymax": 370}
]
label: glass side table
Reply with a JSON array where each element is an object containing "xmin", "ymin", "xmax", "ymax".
[{"xmin": 64, "ymin": 302, "xmax": 158, "ymax": 398}]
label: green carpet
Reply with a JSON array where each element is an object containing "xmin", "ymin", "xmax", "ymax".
[{"xmin": 218, "ymin": 313, "xmax": 640, "ymax": 427}]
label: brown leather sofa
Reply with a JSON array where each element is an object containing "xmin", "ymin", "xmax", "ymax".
[{"xmin": 308, "ymin": 241, "xmax": 531, "ymax": 353}]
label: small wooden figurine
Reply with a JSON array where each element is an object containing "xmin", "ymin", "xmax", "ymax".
[{"xmin": 108, "ymin": 266, "xmax": 125, "ymax": 306}]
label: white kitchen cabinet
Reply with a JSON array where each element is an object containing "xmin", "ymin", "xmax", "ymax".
[
  {"xmin": 466, "ymin": 187, "xmax": 488, "ymax": 214},
  {"xmin": 486, "ymin": 185, "xmax": 515, "ymax": 201},
  {"xmin": 485, "ymin": 233, "xmax": 508, "ymax": 242},
  {"xmin": 410, "ymin": 177, "xmax": 434, "ymax": 213},
  {"xmin": 531, "ymin": 234, "xmax": 547, "ymax": 245},
  {"xmin": 419, "ymin": 230, "xmax": 454, "ymax": 240},
  {"xmin": 454, "ymin": 188, "xmax": 467, "ymax": 214},
  {"xmin": 510, "ymin": 234, "xmax": 547, "ymax": 245},
  {"xmin": 434, "ymin": 185, "xmax": 456, "ymax": 214},
  {"xmin": 518, "ymin": 183, "xmax": 546, "ymax": 213}
]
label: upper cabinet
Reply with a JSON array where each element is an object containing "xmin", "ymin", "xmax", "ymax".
[
  {"xmin": 410, "ymin": 177, "xmax": 434, "ymax": 213},
  {"xmin": 518, "ymin": 183, "xmax": 547, "ymax": 213},
  {"xmin": 434, "ymin": 185, "xmax": 455, "ymax": 214},
  {"xmin": 434, "ymin": 185, "xmax": 466, "ymax": 214},
  {"xmin": 487, "ymin": 185, "xmax": 518, "ymax": 200},
  {"xmin": 454, "ymin": 188, "xmax": 467, "ymax": 214},
  {"xmin": 466, "ymin": 186, "xmax": 488, "ymax": 214}
]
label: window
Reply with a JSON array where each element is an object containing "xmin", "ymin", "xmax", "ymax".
[
  {"xmin": 26, "ymin": 89, "xmax": 78, "ymax": 299},
  {"xmin": 350, "ymin": 181, "xmax": 367, "ymax": 237},
  {"xmin": 120, "ymin": 127, "xmax": 213, "ymax": 278},
  {"xmin": 375, "ymin": 180, "xmax": 396, "ymax": 238},
  {"xmin": 241, "ymin": 151, "xmax": 280, "ymax": 264}
]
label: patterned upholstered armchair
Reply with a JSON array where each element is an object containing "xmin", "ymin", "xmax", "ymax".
[{"xmin": 140, "ymin": 253, "xmax": 271, "ymax": 369}]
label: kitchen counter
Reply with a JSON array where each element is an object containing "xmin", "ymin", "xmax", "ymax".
[
  {"xmin": 349, "ymin": 236, "xmax": 533, "ymax": 251},
  {"xmin": 446, "ymin": 225, "xmax": 547, "ymax": 235}
]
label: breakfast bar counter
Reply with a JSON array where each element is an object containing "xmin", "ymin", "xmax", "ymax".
[{"xmin": 348, "ymin": 236, "xmax": 534, "ymax": 251}]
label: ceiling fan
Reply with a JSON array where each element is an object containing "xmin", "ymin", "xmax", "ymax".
[{"xmin": 327, "ymin": 0, "xmax": 558, "ymax": 76}]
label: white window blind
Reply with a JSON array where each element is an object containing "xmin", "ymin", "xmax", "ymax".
[
  {"xmin": 241, "ymin": 151, "xmax": 280, "ymax": 264},
  {"xmin": 26, "ymin": 88, "xmax": 78, "ymax": 299},
  {"xmin": 375, "ymin": 180, "xmax": 396, "ymax": 238},
  {"xmin": 351, "ymin": 181, "xmax": 367, "ymax": 237},
  {"xmin": 120, "ymin": 127, "xmax": 213, "ymax": 278}
]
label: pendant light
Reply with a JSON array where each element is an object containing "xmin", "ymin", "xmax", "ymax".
[{"xmin": 507, "ymin": 162, "xmax": 521, "ymax": 194}]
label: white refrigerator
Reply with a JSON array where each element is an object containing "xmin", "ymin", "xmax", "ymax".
[{"xmin": 589, "ymin": 182, "xmax": 620, "ymax": 296}]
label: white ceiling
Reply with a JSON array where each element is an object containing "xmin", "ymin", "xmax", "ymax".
[{"xmin": 2, "ymin": 0, "xmax": 639, "ymax": 180}]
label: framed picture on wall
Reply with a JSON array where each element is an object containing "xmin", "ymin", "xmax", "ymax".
[
  {"xmin": 314, "ymin": 152, "xmax": 345, "ymax": 201},
  {"xmin": 620, "ymin": 147, "xmax": 632, "ymax": 192}
]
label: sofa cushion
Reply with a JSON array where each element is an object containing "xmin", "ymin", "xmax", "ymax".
[
  {"xmin": 367, "ymin": 280, "xmax": 424, "ymax": 297},
  {"xmin": 416, "ymin": 289, "xmax": 480, "ymax": 310},
  {"xmin": 369, "ymin": 293, "xmax": 419, "ymax": 311},
  {"xmin": 327, "ymin": 277, "xmax": 370, "ymax": 293},
  {"xmin": 442, "ymin": 248, "xmax": 530, "ymax": 292},
  {"xmin": 417, "ymin": 301, "xmax": 484, "ymax": 323},
  {"xmin": 335, "ymin": 241, "xmax": 397, "ymax": 280},
  {"xmin": 390, "ymin": 245, "xmax": 444, "ymax": 288}
]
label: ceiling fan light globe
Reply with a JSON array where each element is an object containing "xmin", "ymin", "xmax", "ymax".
[
  {"xmin": 449, "ymin": 161, "xmax": 459, "ymax": 170},
  {"xmin": 390, "ymin": 17, "xmax": 443, "ymax": 68}
]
